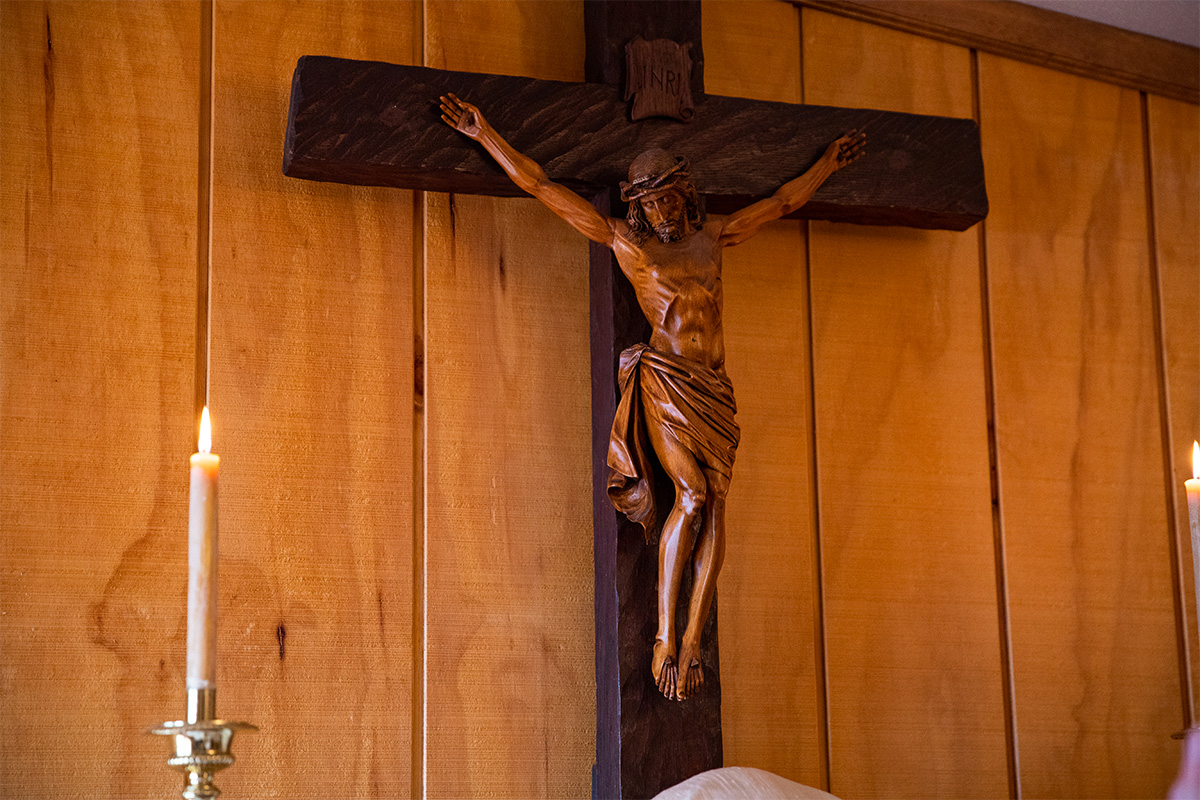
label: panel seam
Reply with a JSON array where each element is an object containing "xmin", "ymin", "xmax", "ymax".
[
  {"xmin": 195, "ymin": 0, "xmax": 215, "ymax": 419},
  {"xmin": 798, "ymin": 9, "xmax": 833, "ymax": 792},
  {"xmin": 1141, "ymin": 89, "xmax": 1195, "ymax": 730},
  {"xmin": 972, "ymin": 48, "xmax": 1022, "ymax": 800},
  {"xmin": 412, "ymin": 2, "xmax": 428, "ymax": 798}
]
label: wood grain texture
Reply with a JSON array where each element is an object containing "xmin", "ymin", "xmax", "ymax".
[
  {"xmin": 424, "ymin": 0, "xmax": 585, "ymax": 82},
  {"xmin": 1149, "ymin": 95, "xmax": 1200, "ymax": 719},
  {"xmin": 703, "ymin": 0, "xmax": 801, "ymax": 104},
  {"xmin": 207, "ymin": 3, "xmax": 416, "ymax": 797},
  {"xmin": 804, "ymin": 11, "xmax": 1010, "ymax": 798},
  {"xmin": 422, "ymin": 2, "xmax": 595, "ymax": 797},
  {"xmin": 793, "ymin": 0, "xmax": 1199, "ymax": 105},
  {"xmin": 981, "ymin": 54, "xmax": 1181, "ymax": 797},
  {"xmin": 720, "ymin": 220, "xmax": 825, "ymax": 786},
  {"xmin": 703, "ymin": 0, "xmax": 825, "ymax": 787},
  {"xmin": 0, "ymin": 2, "xmax": 200, "ymax": 797},
  {"xmin": 283, "ymin": 56, "xmax": 988, "ymax": 231},
  {"xmin": 423, "ymin": 191, "xmax": 596, "ymax": 798}
]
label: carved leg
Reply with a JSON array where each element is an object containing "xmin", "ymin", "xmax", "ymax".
[
  {"xmin": 645, "ymin": 422, "xmax": 707, "ymax": 701},
  {"xmin": 677, "ymin": 468, "xmax": 728, "ymax": 700}
]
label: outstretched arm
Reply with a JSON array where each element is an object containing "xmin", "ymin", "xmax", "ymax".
[
  {"xmin": 717, "ymin": 130, "xmax": 866, "ymax": 247},
  {"xmin": 439, "ymin": 94, "xmax": 615, "ymax": 246}
]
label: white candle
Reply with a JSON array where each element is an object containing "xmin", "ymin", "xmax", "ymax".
[
  {"xmin": 187, "ymin": 407, "xmax": 219, "ymax": 691},
  {"xmin": 1188, "ymin": 442, "xmax": 1200, "ymax": 647}
]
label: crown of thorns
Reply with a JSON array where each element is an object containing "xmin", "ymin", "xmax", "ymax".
[{"xmin": 619, "ymin": 155, "xmax": 692, "ymax": 202}]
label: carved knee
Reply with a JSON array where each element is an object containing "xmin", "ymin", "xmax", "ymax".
[{"xmin": 679, "ymin": 484, "xmax": 706, "ymax": 517}]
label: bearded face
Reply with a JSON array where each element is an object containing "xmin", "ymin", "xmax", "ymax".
[
  {"xmin": 653, "ymin": 219, "xmax": 685, "ymax": 243},
  {"xmin": 639, "ymin": 190, "xmax": 688, "ymax": 243}
]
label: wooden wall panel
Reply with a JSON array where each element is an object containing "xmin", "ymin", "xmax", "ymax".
[
  {"xmin": 703, "ymin": 0, "xmax": 825, "ymax": 787},
  {"xmin": 422, "ymin": 2, "xmax": 595, "ymax": 797},
  {"xmin": 424, "ymin": 0, "xmax": 584, "ymax": 80},
  {"xmin": 208, "ymin": 3, "xmax": 416, "ymax": 797},
  {"xmin": 0, "ymin": 3, "xmax": 200, "ymax": 797},
  {"xmin": 792, "ymin": 0, "xmax": 1199, "ymax": 105},
  {"xmin": 703, "ymin": 0, "xmax": 802, "ymax": 103},
  {"xmin": 1149, "ymin": 95, "xmax": 1200, "ymax": 716},
  {"xmin": 719, "ymin": 221, "xmax": 825, "ymax": 786},
  {"xmin": 803, "ymin": 11, "xmax": 1010, "ymax": 798},
  {"xmin": 981, "ymin": 55, "xmax": 1181, "ymax": 797},
  {"xmin": 423, "ymin": 193, "xmax": 594, "ymax": 798}
]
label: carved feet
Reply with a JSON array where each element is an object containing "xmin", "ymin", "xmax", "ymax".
[
  {"xmin": 653, "ymin": 638, "xmax": 678, "ymax": 700},
  {"xmin": 652, "ymin": 636, "xmax": 705, "ymax": 701},
  {"xmin": 677, "ymin": 637, "xmax": 704, "ymax": 700}
]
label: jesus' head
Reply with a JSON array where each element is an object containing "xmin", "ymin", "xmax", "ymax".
[{"xmin": 620, "ymin": 149, "xmax": 702, "ymax": 244}]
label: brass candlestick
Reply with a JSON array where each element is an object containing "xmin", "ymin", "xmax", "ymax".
[{"xmin": 149, "ymin": 688, "xmax": 256, "ymax": 799}]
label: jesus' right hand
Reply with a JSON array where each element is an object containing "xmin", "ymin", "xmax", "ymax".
[{"xmin": 439, "ymin": 93, "xmax": 485, "ymax": 140}]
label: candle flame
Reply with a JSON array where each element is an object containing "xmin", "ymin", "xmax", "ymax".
[
  {"xmin": 1193, "ymin": 441, "xmax": 1199, "ymax": 480},
  {"xmin": 199, "ymin": 407, "xmax": 212, "ymax": 454}
]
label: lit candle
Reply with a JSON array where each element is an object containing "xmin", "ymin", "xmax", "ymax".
[
  {"xmin": 187, "ymin": 407, "xmax": 219, "ymax": 693},
  {"xmin": 1189, "ymin": 442, "xmax": 1200, "ymax": 592}
]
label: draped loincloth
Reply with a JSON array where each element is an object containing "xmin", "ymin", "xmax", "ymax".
[{"xmin": 606, "ymin": 343, "xmax": 740, "ymax": 541}]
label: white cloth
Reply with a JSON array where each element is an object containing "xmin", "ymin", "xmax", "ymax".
[{"xmin": 652, "ymin": 767, "xmax": 841, "ymax": 800}]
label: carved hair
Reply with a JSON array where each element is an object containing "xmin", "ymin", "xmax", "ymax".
[{"xmin": 625, "ymin": 182, "xmax": 703, "ymax": 245}]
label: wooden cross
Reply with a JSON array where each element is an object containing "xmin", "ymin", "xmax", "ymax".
[{"xmin": 282, "ymin": 3, "xmax": 986, "ymax": 798}]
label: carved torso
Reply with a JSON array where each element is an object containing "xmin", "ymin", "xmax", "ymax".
[{"xmin": 611, "ymin": 224, "xmax": 726, "ymax": 372}]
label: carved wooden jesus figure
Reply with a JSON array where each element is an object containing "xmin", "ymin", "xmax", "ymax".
[{"xmin": 440, "ymin": 93, "xmax": 865, "ymax": 701}]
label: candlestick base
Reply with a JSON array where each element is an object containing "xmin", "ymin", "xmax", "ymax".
[{"xmin": 149, "ymin": 718, "xmax": 257, "ymax": 799}]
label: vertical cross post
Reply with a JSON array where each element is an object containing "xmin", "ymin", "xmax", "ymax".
[{"xmin": 587, "ymin": 5, "xmax": 723, "ymax": 797}]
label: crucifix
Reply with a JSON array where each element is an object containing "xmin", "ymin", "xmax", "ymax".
[{"xmin": 283, "ymin": 3, "xmax": 986, "ymax": 797}]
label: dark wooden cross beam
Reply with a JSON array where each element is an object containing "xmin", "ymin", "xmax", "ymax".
[
  {"xmin": 283, "ymin": 26, "xmax": 987, "ymax": 231},
  {"xmin": 283, "ymin": 3, "xmax": 987, "ymax": 798}
]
